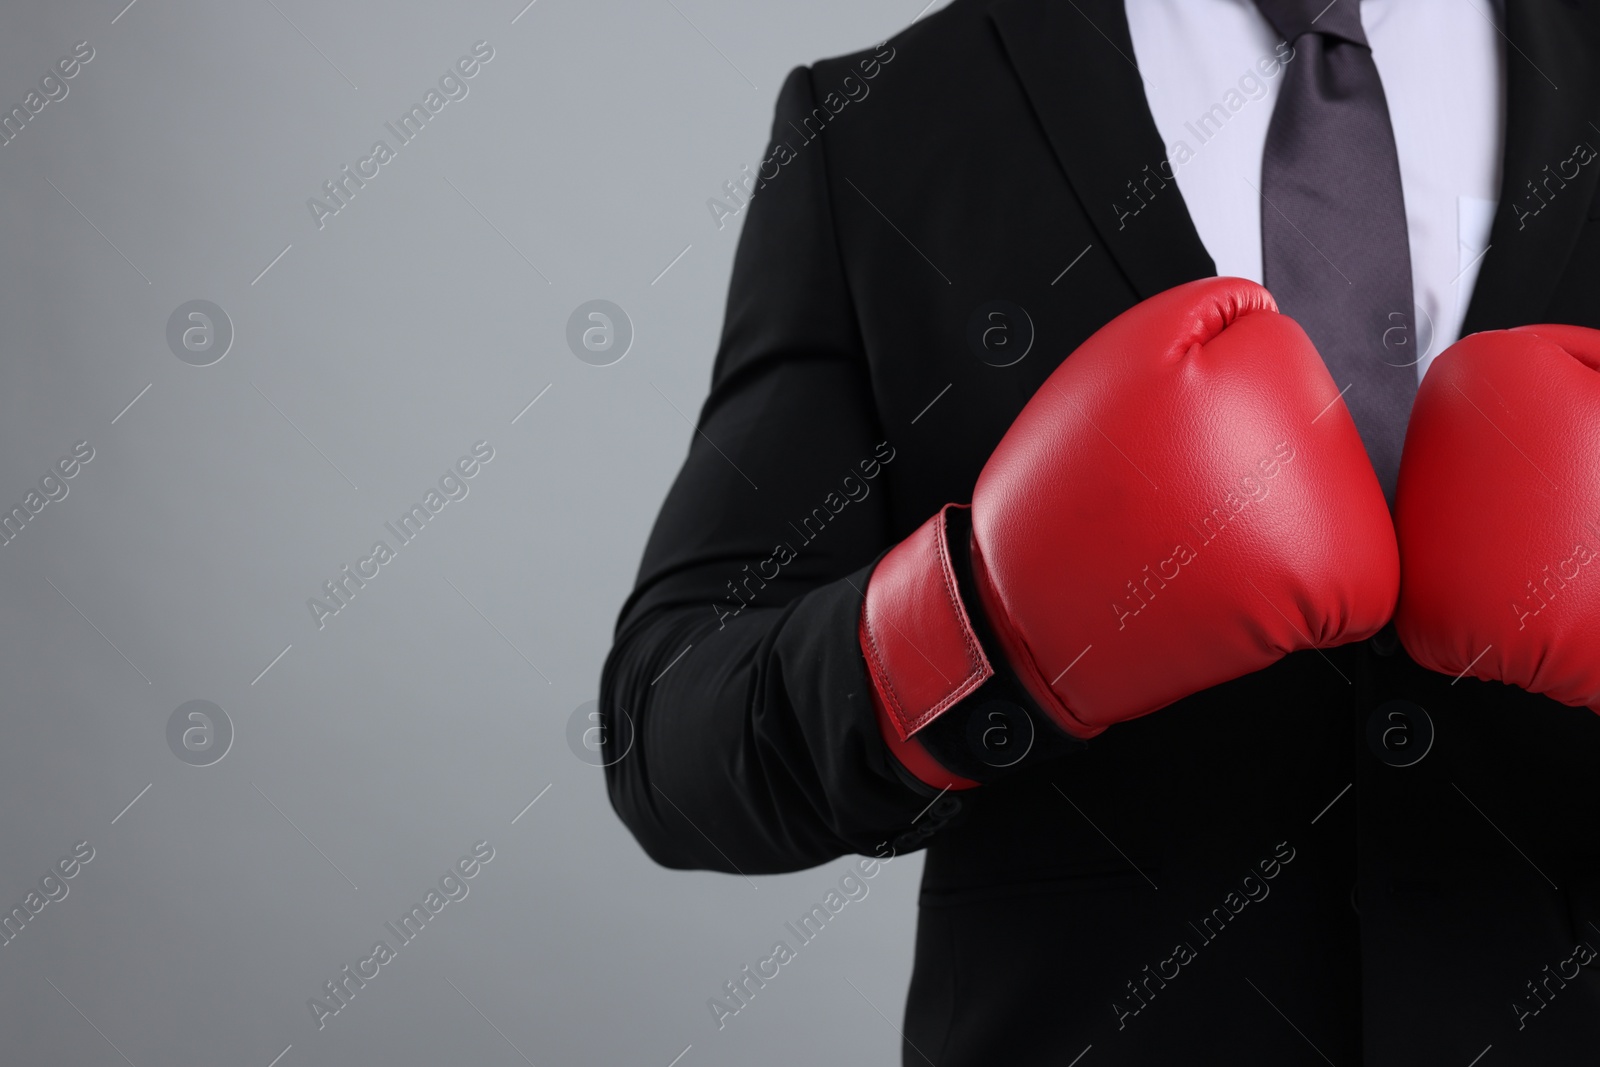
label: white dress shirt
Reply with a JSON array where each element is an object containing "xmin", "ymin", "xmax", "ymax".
[{"xmin": 1125, "ymin": 0, "xmax": 1506, "ymax": 379}]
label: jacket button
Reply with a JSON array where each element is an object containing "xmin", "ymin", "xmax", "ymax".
[
  {"xmin": 1366, "ymin": 699, "xmax": 1434, "ymax": 767},
  {"xmin": 1368, "ymin": 622, "xmax": 1400, "ymax": 657}
]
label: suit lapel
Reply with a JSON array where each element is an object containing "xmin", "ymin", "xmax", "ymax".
[
  {"xmin": 1460, "ymin": 0, "xmax": 1600, "ymax": 333},
  {"xmin": 988, "ymin": 0, "xmax": 1216, "ymax": 298}
]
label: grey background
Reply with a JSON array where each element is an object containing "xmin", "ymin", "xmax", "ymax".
[{"xmin": 0, "ymin": 1, "xmax": 945, "ymax": 1064}]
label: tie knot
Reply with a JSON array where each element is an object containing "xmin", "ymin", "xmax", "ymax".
[{"xmin": 1253, "ymin": 0, "xmax": 1367, "ymax": 47}]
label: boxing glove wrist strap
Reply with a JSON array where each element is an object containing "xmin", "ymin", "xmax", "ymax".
[
  {"xmin": 862, "ymin": 505, "xmax": 1086, "ymax": 787},
  {"xmin": 914, "ymin": 507, "xmax": 1088, "ymax": 780}
]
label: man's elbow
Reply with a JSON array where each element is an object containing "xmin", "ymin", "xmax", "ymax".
[{"xmin": 602, "ymin": 770, "xmax": 733, "ymax": 873}]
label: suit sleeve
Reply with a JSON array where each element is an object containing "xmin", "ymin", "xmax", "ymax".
[{"xmin": 599, "ymin": 65, "xmax": 937, "ymax": 875}]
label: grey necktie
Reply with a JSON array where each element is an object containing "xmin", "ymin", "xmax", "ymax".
[{"xmin": 1254, "ymin": 0, "xmax": 1417, "ymax": 500}]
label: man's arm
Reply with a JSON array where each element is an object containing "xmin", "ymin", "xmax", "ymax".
[{"xmin": 600, "ymin": 64, "xmax": 934, "ymax": 875}]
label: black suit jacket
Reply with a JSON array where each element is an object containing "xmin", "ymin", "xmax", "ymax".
[{"xmin": 600, "ymin": 1, "xmax": 1600, "ymax": 1062}]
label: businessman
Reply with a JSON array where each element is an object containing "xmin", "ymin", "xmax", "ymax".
[{"xmin": 601, "ymin": 0, "xmax": 1600, "ymax": 1062}]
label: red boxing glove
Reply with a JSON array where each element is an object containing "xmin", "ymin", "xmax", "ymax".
[
  {"xmin": 861, "ymin": 277, "xmax": 1399, "ymax": 788},
  {"xmin": 1394, "ymin": 325, "xmax": 1600, "ymax": 711}
]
